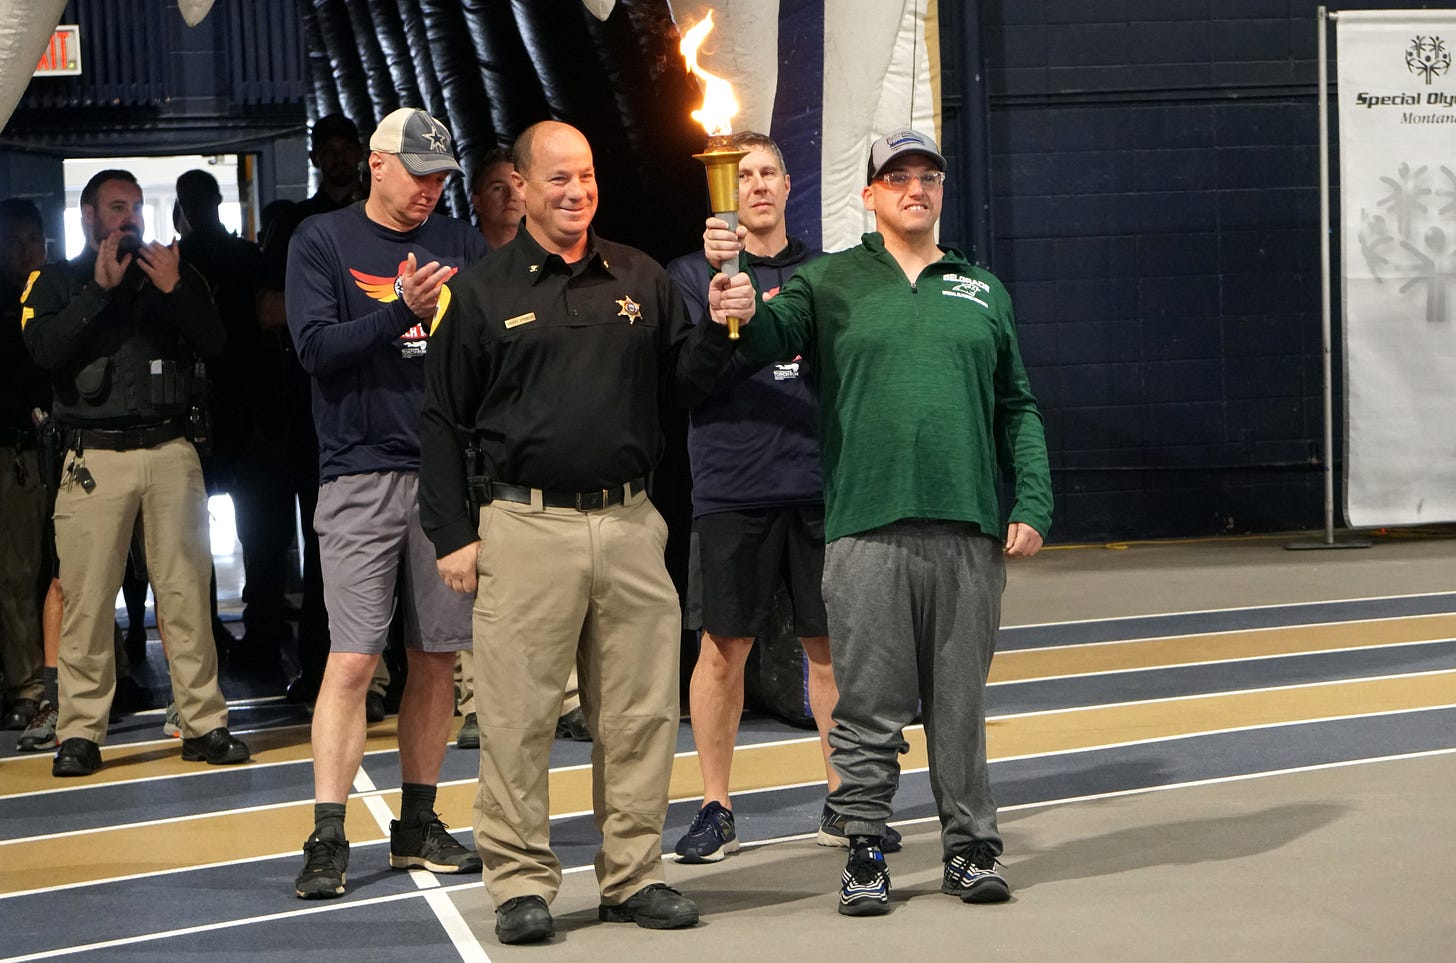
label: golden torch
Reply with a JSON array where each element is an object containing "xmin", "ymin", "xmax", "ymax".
[{"xmin": 681, "ymin": 11, "xmax": 746, "ymax": 339}]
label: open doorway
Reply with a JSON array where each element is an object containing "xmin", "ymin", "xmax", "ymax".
[{"xmin": 61, "ymin": 155, "xmax": 252, "ymax": 258}]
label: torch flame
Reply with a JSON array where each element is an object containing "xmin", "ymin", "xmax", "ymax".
[{"xmin": 679, "ymin": 11, "xmax": 738, "ymax": 137}]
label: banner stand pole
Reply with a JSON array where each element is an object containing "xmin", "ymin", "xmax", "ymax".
[{"xmin": 1287, "ymin": 6, "xmax": 1371, "ymax": 551}]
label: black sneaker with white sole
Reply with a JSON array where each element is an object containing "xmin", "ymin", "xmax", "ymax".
[
  {"xmin": 389, "ymin": 815, "xmax": 483, "ymax": 873},
  {"xmin": 295, "ymin": 833, "xmax": 349, "ymax": 899}
]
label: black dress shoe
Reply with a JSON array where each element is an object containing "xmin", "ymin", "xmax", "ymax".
[
  {"xmin": 4, "ymin": 697, "xmax": 39, "ymax": 730},
  {"xmin": 598, "ymin": 883, "xmax": 699, "ymax": 929},
  {"xmin": 52, "ymin": 737, "xmax": 102, "ymax": 777},
  {"xmin": 181, "ymin": 727, "xmax": 251, "ymax": 765},
  {"xmin": 495, "ymin": 895, "xmax": 554, "ymax": 945}
]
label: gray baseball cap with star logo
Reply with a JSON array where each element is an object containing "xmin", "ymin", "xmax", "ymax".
[{"xmin": 369, "ymin": 108, "xmax": 462, "ymax": 176}]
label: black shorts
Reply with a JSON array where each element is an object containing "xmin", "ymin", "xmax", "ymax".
[{"xmin": 686, "ymin": 506, "xmax": 829, "ymax": 639}]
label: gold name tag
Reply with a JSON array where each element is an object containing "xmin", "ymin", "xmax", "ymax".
[{"xmin": 503, "ymin": 312, "xmax": 536, "ymax": 329}]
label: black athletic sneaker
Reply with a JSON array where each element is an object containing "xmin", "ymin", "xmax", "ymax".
[
  {"xmin": 52, "ymin": 736, "xmax": 101, "ymax": 777},
  {"xmin": 599, "ymin": 883, "xmax": 699, "ymax": 929},
  {"xmin": 389, "ymin": 816, "xmax": 483, "ymax": 873},
  {"xmin": 838, "ymin": 845, "xmax": 891, "ymax": 917},
  {"xmin": 942, "ymin": 842, "xmax": 1010, "ymax": 903},
  {"xmin": 673, "ymin": 800, "xmax": 740, "ymax": 863},
  {"xmin": 817, "ymin": 804, "xmax": 903, "ymax": 853},
  {"xmin": 495, "ymin": 894, "xmax": 554, "ymax": 945},
  {"xmin": 295, "ymin": 833, "xmax": 349, "ymax": 899}
]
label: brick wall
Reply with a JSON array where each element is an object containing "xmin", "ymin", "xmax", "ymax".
[{"xmin": 970, "ymin": 0, "xmax": 1434, "ymax": 540}]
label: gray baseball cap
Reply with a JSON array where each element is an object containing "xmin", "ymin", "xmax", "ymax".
[
  {"xmin": 866, "ymin": 128, "xmax": 946, "ymax": 184},
  {"xmin": 369, "ymin": 108, "xmax": 462, "ymax": 176}
]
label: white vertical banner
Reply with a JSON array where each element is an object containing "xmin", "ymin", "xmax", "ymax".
[{"xmin": 1338, "ymin": 11, "xmax": 1456, "ymax": 527}]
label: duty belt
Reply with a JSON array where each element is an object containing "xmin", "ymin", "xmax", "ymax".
[
  {"xmin": 489, "ymin": 477, "xmax": 647, "ymax": 511},
  {"xmin": 68, "ymin": 419, "xmax": 186, "ymax": 451}
]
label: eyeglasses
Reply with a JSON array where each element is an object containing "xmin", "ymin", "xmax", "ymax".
[{"xmin": 877, "ymin": 170, "xmax": 946, "ymax": 189}]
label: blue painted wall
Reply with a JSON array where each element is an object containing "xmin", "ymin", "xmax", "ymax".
[{"xmin": 961, "ymin": 0, "xmax": 1444, "ymax": 540}]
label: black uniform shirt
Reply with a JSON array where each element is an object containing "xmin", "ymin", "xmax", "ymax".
[
  {"xmin": 2, "ymin": 276, "xmax": 52, "ymax": 432},
  {"xmin": 419, "ymin": 227, "xmax": 736, "ymax": 558},
  {"xmin": 21, "ymin": 249, "xmax": 225, "ymax": 427}
]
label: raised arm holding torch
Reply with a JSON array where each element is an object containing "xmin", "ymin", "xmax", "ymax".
[{"xmin": 682, "ymin": 10, "xmax": 746, "ymax": 339}]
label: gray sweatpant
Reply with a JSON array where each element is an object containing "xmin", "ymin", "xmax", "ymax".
[{"xmin": 823, "ymin": 519, "xmax": 1006, "ymax": 861}]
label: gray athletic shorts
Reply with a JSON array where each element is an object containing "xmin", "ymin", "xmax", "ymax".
[{"xmin": 314, "ymin": 470, "xmax": 472, "ymax": 655}]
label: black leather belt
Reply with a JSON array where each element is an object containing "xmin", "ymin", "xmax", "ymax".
[
  {"xmin": 70, "ymin": 420, "xmax": 186, "ymax": 451},
  {"xmin": 490, "ymin": 477, "xmax": 647, "ymax": 511}
]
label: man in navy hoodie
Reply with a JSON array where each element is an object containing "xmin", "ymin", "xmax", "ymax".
[
  {"xmin": 664, "ymin": 132, "xmax": 903, "ymax": 864},
  {"xmin": 286, "ymin": 108, "xmax": 486, "ymax": 899}
]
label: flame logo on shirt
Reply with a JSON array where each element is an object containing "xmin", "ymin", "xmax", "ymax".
[{"xmin": 349, "ymin": 259, "xmax": 453, "ymax": 335}]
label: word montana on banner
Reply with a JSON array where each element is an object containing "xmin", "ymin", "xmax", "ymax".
[{"xmin": 1337, "ymin": 11, "xmax": 1456, "ymax": 527}]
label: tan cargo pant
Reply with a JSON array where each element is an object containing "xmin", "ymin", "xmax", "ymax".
[
  {"xmin": 53, "ymin": 438, "xmax": 228, "ymax": 743},
  {"xmin": 455, "ymin": 652, "xmax": 579, "ymax": 718},
  {"xmin": 470, "ymin": 488, "xmax": 680, "ymax": 906}
]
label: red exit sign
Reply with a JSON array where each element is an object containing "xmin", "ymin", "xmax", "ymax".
[{"xmin": 34, "ymin": 25, "xmax": 81, "ymax": 77}]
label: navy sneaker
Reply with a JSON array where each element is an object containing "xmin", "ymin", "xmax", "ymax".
[
  {"xmin": 942, "ymin": 842, "xmax": 1010, "ymax": 903},
  {"xmin": 817, "ymin": 804, "xmax": 902, "ymax": 853},
  {"xmin": 838, "ymin": 845, "xmax": 890, "ymax": 916},
  {"xmin": 673, "ymin": 800, "xmax": 740, "ymax": 863}
]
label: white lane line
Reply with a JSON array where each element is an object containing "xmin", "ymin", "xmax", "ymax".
[
  {"xmin": 1000, "ymin": 612, "xmax": 1456, "ymax": 654},
  {"xmin": 0, "ymin": 743, "xmax": 402, "ymax": 800},
  {"xmin": 9, "ymin": 679, "xmax": 1456, "ymax": 847},
  {"xmin": 352, "ymin": 759, "xmax": 488, "ymax": 962},
  {"xmin": 1001, "ymin": 588, "xmax": 1456, "ymax": 629},
  {"xmin": 7, "ymin": 745, "xmax": 1452, "ymax": 963},
  {"xmin": 8, "ymin": 702, "xmax": 1456, "ymax": 900},
  {"xmin": 989, "ymin": 666, "xmax": 1456, "ymax": 719},
  {"xmin": 992, "ymin": 637, "xmax": 1456, "ymax": 686}
]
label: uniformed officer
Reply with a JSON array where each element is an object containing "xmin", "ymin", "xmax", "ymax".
[
  {"xmin": 0, "ymin": 198, "xmax": 51, "ymax": 736},
  {"xmin": 21, "ymin": 169, "xmax": 250, "ymax": 777},
  {"xmin": 418, "ymin": 120, "xmax": 754, "ymax": 945}
]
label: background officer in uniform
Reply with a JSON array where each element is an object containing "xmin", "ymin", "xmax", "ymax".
[
  {"xmin": 0, "ymin": 198, "xmax": 51, "ymax": 736},
  {"xmin": 21, "ymin": 169, "xmax": 250, "ymax": 777}
]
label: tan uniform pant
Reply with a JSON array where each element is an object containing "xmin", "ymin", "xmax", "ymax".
[
  {"xmin": 471, "ymin": 488, "xmax": 679, "ymax": 905},
  {"xmin": 53, "ymin": 438, "xmax": 228, "ymax": 743},
  {"xmin": 455, "ymin": 653, "xmax": 579, "ymax": 718},
  {"xmin": 0, "ymin": 445, "xmax": 46, "ymax": 704}
]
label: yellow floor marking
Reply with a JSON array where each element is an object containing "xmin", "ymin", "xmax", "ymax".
[
  {"xmin": 3, "ymin": 670, "xmax": 1452, "ymax": 896},
  {"xmin": 992, "ymin": 613, "xmax": 1456, "ymax": 682},
  {"xmin": 0, "ymin": 722, "xmax": 404, "ymax": 798}
]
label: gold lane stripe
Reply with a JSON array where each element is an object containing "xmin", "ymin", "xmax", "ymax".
[
  {"xmin": 0, "ymin": 723, "xmax": 406, "ymax": 799},
  {"xmin": 2, "ymin": 670, "xmax": 1451, "ymax": 897},
  {"xmin": 8, "ymin": 612, "xmax": 1444, "ymax": 798},
  {"xmin": 992, "ymin": 613, "xmax": 1456, "ymax": 682}
]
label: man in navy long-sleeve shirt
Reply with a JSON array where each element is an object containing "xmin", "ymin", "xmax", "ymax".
[{"xmin": 286, "ymin": 108, "xmax": 486, "ymax": 900}]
